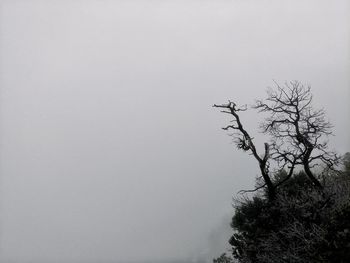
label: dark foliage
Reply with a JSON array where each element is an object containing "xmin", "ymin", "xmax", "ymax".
[{"xmin": 216, "ymin": 167, "xmax": 350, "ymax": 263}]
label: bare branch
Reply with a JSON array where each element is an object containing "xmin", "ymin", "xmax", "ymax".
[
  {"xmin": 213, "ymin": 102, "xmax": 276, "ymax": 199},
  {"xmin": 238, "ymin": 183, "xmax": 267, "ymax": 195}
]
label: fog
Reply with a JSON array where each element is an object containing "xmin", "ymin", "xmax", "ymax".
[{"xmin": 0, "ymin": 0, "xmax": 349, "ymax": 262}]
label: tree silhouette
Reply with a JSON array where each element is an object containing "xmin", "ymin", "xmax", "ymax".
[
  {"xmin": 212, "ymin": 82, "xmax": 349, "ymax": 263},
  {"xmin": 254, "ymin": 81, "xmax": 339, "ymax": 188},
  {"xmin": 214, "ymin": 81, "xmax": 339, "ymax": 200}
]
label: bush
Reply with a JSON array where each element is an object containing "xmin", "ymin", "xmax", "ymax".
[{"xmin": 214, "ymin": 168, "xmax": 350, "ymax": 263}]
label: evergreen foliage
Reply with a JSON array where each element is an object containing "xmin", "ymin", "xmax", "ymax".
[{"xmin": 213, "ymin": 165, "xmax": 350, "ymax": 263}]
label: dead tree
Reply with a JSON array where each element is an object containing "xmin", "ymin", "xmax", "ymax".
[
  {"xmin": 213, "ymin": 102, "xmax": 276, "ymax": 200},
  {"xmin": 254, "ymin": 81, "xmax": 339, "ymax": 188},
  {"xmin": 214, "ymin": 81, "xmax": 339, "ymax": 200}
]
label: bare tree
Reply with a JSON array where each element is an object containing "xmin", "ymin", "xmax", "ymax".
[
  {"xmin": 254, "ymin": 81, "xmax": 339, "ymax": 188},
  {"xmin": 214, "ymin": 81, "xmax": 339, "ymax": 200}
]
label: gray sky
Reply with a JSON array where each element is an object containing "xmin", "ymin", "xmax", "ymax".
[{"xmin": 0, "ymin": 0, "xmax": 349, "ymax": 262}]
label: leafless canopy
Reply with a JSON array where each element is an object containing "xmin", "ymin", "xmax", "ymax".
[
  {"xmin": 214, "ymin": 81, "xmax": 339, "ymax": 200},
  {"xmin": 254, "ymin": 81, "xmax": 339, "ymax": 188}
]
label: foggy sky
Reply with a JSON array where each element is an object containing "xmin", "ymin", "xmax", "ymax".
[{"xmin": 0, "ymin": 0, "xmax": 349, "ymax": 262}]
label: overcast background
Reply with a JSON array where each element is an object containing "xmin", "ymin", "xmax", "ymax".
[{"xmin": 0, "ymin": 0, "xmax": 349, "ymax": 262}]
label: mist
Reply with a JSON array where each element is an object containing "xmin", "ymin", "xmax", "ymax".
[{"xmin": 0, "ymin": 0, "xmax": 349, "ymax": 262}]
